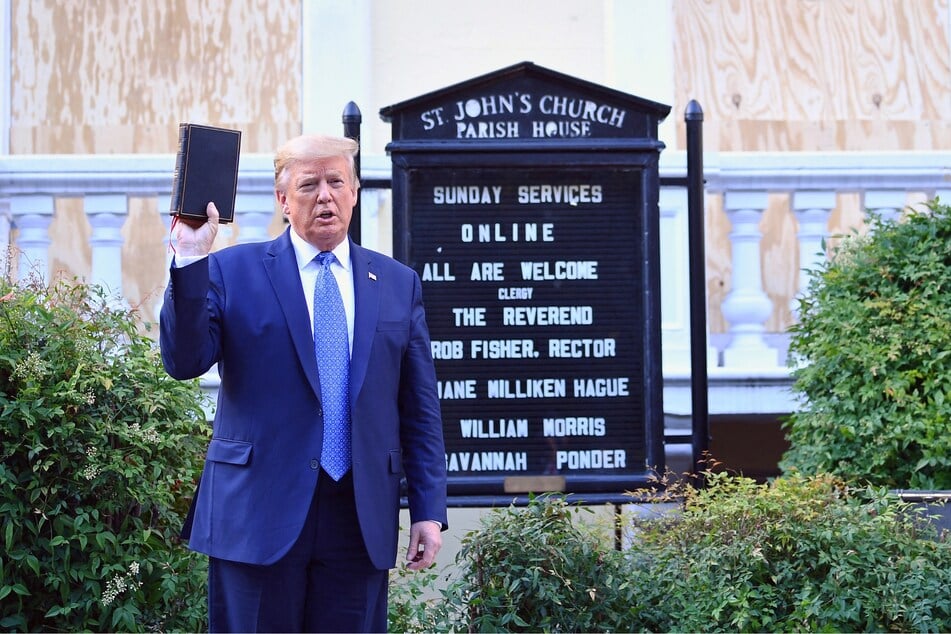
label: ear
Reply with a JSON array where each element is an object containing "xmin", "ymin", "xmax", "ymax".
[{"xmin": 275, "ymin": 190, "xmax": 289, "ymax": 213}]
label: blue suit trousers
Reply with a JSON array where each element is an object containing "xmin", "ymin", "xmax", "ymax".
[{"xmin": 208, "ymin": 471, "xmax": 388, "ymax": 632}]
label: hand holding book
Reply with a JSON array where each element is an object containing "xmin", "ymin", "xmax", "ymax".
[{"xmin": 173, "ymin": 202, "xmax": 220, "ymax": 257}]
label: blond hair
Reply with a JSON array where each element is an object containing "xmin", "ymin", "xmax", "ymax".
[{"xmin": 274, "ymin": 135, "xmax": 360, "ymax": 191}]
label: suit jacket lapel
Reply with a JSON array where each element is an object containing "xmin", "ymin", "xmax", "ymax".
[
  {"xmin": 264, "ymin": 230, "xmax": 321, "ymax": 400},
  {"xmin": 349, "ymin": 240, "xmax": 379, "ymax": 407}
]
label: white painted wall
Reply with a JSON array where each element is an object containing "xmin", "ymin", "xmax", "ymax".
[{"xmin": 302, "ymin": 0, "xmax": 677, "ymax": 157}]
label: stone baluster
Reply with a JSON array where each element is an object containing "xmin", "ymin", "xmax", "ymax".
[
  {"xmin": 0, "ymin": 200, "xmax": 11, "ymax": 278},
  {"xmin": 790, "ymin": 190, "xmax": 836, "ymax": 319},
  {"xmin": 359, "ymin": 189, "xmax": 390, "ymax": 253},
  {"xmin": 720, "ymin": 190, "xmax": 778, "ymax": 368},
  {"xmin": 864, "ymin": 189, "xmax": 906, "ymax": 224},
  {"xmin": 12, "ymin": 195, "xmax": 55, "ymax": 283},
  {"xmin": 234, "ymin": 193, "xmax": 275, "ymax": 244},
  {"xmin": 155, "ymin": 195, "xmax": 174, "ymax": 324},
  {"xmin": 85, "ymin": 194, "xmax": 128, "ymax": 302},
  {"xmin": 156, "ymin": 195, "xmax": 174, "ymax": 258}
]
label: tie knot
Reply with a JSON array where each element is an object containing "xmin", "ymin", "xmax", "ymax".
[{"xmin": 316, "ymin": 252, "xmax": 335, "ymax": 268}]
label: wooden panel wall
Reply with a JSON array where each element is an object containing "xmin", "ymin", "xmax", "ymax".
[
  {"xmin": 673, "ymin": 0, "xmax": 950, "ymax": 333},
  {"xmin": 10, "ymin": 0, "xmax": 302, "ymax": 154},
  {"xmin": 672, "ymin": 0, "xmax": 950, "ymax": 153},
  {"xmin": 10, "ymin": 0, "xmax": 301, "ymax": 319}
]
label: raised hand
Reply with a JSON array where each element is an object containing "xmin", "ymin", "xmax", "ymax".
[{"xmin": 174, "ymin": 202, "xmax": 220, "ymax": 257}]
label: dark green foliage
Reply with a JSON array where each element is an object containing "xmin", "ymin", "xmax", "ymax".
[
  {"xmin": 388, "ymin": 476, "xmax": 951, "ymax": 633},
  {"xmin": 782, "ymin": 199, "xmax": 951, "ymax": 488},
  {"xmin": 389, "ymin": 496, "xmax": 639, "ymax": 633},
  {"xmin": 452, "ymin": 496, "xmax": 638, "ymax": 632},
  {"xmin": 0, "ymin": 277, "xmax": 210, "ymax": 632},
  {"xmin": 630, "ymin": 472, "xmax": 951, "ymax": 632}
]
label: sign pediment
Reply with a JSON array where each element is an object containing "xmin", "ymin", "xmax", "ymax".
[{"xmin": 380, "ymin": 61, "xmax": 670, "ymax": 143}]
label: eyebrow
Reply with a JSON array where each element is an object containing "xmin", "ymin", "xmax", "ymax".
[{"xmin": 297, "ymin": 170, "xmax": 345, "ymax": 182}]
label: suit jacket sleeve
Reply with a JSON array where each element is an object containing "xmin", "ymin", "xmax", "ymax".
[
  {"xmin": 398, "ymin": 271, "xmax": 448, "ymax": 529},
  {"xmin": 160, "ymin": 257, "xmax": 223, "ymax": 380}
]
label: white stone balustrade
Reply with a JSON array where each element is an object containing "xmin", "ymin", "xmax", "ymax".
[
  {"xmin": 234, "ymin": 192, "xmax": 277, "ymax": 244},
  {"xmin": 0, "ymin": 200, "xmax": 10, "ymax": 276},
  {"xmin": 865, "ymin": 189, "xmax": 908, "ymax": 223},
  {"xmin": 11, "ymin": 194, "xmax": 55, "ymax": 282},
  {"xmin": 2, "ymin": 150, "xmax": 949, "ymax": 417},
  {"xmin": 791, "ymin": 190, "xmax": 837, "ymax": 318},
  {"xmin": 720, "ymin": 190, "xmax": 777, "ymax": 369},
  {"xmin": 85, "ymin": 193, "xmax": 128, "ymax": 299}
]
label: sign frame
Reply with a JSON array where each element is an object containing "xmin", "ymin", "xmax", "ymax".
[{"xmin": 381, "ymin": 62, "xmax": 671, "ymax": 504}]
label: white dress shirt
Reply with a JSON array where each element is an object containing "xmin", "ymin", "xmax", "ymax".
[{"xmin": 288, "ymin": 230, "xmax": 355, "ymax": 357}]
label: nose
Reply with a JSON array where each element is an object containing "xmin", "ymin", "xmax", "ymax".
[{"xmin": 317, "ymin": 181, "xmax": 332, "ymax": 201}]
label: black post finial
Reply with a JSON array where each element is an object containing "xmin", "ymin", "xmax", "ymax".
[{"xmin": 685, "ymin": 99, "xmax": 704, "ymax": 121}]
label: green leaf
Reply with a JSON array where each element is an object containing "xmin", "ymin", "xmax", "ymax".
[
  {"xmin": 94, "ymin": 532, "xmax": 117, "ymax": 550},
  {"xmin": 0, "ymin": 615, "xmax": 27, "ymax": 629},
  {"xmin": 25, "ymin": 555, "xmax": 39, "ymax": 577}
]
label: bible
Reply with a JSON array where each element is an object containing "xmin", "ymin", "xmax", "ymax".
[{"xmin": 169, "ymin": 123, "xmax": 242, "ymax": 224}]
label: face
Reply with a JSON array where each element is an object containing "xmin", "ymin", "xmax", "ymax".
[{"xmin": 276, "ymin": 156, "xmax": 357, "ymax": 252}]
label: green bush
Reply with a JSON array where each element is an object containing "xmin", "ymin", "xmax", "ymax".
[
  {"xmin": 389, "ymin": 496, "xmax": 639, "ymax": 633},
  {"xmin": 388, "ymin": 476, "xmax": 951, "ymax": 632},
  {"xmin": 452, "ymin": 496, "xmax": 638, "ymax": 632},
  {"xmin": 781, "ymin": 199, "xmax": 951, "ymax": 488},
  {"xmin": 0, "ymin": 277, "xmax": 210, "ymax": 632},
  {"xmin": 629, "ymin": 472, "xmax": 951, "ymax": 632}
]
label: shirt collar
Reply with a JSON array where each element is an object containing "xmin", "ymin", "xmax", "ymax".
[{"xmin": 289, "ymin": 228, "xmax": 351, "ymax": 273}]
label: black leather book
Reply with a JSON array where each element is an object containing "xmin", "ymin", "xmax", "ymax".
[{"xmin": 169, "ymin": 123, "xmax": 242, "ymax": 224}]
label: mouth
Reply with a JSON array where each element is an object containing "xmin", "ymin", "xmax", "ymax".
[{"xmin": 316, "ymin": 209, "xmax": 335, "ymax": 220}]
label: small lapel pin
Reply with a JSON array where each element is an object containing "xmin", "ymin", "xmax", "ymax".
[{"xmin": 368, "ymin": 272, "xmax": 377, "ymax": 281}]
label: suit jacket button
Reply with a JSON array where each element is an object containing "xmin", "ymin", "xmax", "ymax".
[
  {"xmin": 310, "ymin": 459, "xmax": 319, "ymax": 470},
  {"xmin": 317, "ymin": 407, "xmax": 323, "ymax": 417}
]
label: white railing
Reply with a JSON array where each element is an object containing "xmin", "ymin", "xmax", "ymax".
[{"xmin": 2, "ymin": 150, "xmax": 949, "ymax": 417}]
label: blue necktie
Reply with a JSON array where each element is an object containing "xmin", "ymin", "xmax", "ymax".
[{"xmin": 313, "ymin": 252, "xmax": 351, "ymax": 480}]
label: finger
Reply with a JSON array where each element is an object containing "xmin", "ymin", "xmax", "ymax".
[
  {"xmin": 176, "ymin": 215, "xmax": 206, "ymax": 229},
  {"xmin": 406, "ymin": 524, "xmax": 421, "ymax": 556},
  {"xmin": 206, "ymin": 201, "xmax": 220, "ymax": 222},
  {"xmin": 405, "ymin": 534, "xmax": 426, "ymax": 569},
  {"xmin": 405, "ymin": 546, "xmax": 433, "ymax": 570}
]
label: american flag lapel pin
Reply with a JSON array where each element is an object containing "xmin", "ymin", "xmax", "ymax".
[{"xmin": 368, "ymin": 271, "xmax": 377, "ymax": 281}]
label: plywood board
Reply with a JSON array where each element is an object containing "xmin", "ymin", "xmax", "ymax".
[
  {"xmin": 672, "ymin": 0, "xmax": 951, "ymax": 151},
  {"xmin": 10, "ymin": 0, "xmax": 302, "ymax": 154}
]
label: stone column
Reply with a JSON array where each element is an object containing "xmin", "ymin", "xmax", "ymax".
[
  {"xmin": 12, "ymin": 195, "xmax": 55, "ymax": 283},
  {"xmin": 234, "ymin": 193, "xmax": 275, "ymax": 244},
  {"xmin": 0, "ymin": 200, "xmax": 11, "ymax": 279},
  {"xmin": 864, "ymin": 189, "xmax": 906, "ymax": 224},
  {"xmin": 790, "ymin": 190, "xmax": 836, "ymax": 319},
  {"xmin": 85, "ymin": 194, "xmax": 128, "ymax": 302},
  {"xmin": 720, "ymin": 190, "xmax": 778, "ymax": 368}
]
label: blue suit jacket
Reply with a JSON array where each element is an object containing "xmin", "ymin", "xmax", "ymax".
[{"xmin": 160, "ymin": 231, "xmax": 447, "ymax": 569}]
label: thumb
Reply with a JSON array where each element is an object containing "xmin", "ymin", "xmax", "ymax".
[{"xmin": 206, "ymin": 201, "xmax": 221, "ymax": 223}]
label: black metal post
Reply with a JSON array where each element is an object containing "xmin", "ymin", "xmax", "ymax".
[
  {"xmin": 685, "ymin": 100, "xmax": 710, "ymax": 477},
  {"xmin": 342, "ymin": 101, "xmax": 362, "ymax": 244}
]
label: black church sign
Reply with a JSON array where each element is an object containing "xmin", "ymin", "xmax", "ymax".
[{"xmin": 381, "ymin": 62, "xmax": 670, "ymax": 502}]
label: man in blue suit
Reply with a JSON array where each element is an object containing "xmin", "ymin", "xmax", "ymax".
[{"xmin": 160, "ymin": 134, "xmax": 448, "ymax": 632}]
